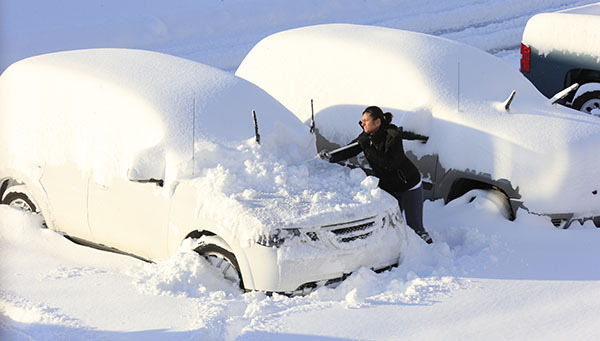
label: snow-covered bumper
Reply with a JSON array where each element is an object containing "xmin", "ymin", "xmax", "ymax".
[{"xmin": 240, "ymin": 210, "xmax": 408, "ymax": 293}]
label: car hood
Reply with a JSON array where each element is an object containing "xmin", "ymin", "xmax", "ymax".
[{"xmin": 179, "ymin": 144, "xmax": 399, "ymax": 244}]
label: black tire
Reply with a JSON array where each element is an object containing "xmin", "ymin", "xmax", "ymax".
[
  {"xmin": 194, "ymin": 243, "xmax": 244, "ymax": 289},
  {"xmin": 572, "ymin": 91, "xmax": 600, "ymax": 115},
  {"xmin": 2, "ymin": 191, "xmax": 38, "ymax": 213}
]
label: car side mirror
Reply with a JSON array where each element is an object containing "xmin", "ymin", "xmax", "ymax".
[
  {"xmin": 127, "ymin": 168, "xmax": 164, "ymax": 186},
  {"xmin": 127, "ymin": 148, "xmax": 166, "ymax": 186}
]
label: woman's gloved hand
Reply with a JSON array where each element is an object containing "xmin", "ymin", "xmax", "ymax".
[{"xmin": 317, "ymin": 150, "xmax": 331, "ymax": 161}]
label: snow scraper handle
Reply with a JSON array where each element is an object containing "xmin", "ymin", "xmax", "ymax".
[
  {"xmin": 292, "ymin": 142, "xmax": 360, "ymax": 166},
  {"xmin": 329, "ymin": 142, "xmax": 359, "ymax": 155},
  {"xmin": 318, "ymin": 142, "xmax": 359, "ymax": 161}
]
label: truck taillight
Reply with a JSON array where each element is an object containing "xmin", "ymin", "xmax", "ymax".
[{"xmin": 520, "ymin": 43, "xmax": 531, "ymax": 73}]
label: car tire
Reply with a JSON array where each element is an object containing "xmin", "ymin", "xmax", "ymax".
[
  {"xmin": 572, "ymin": 90, "xmax": 600, "ymax": 116},
  {"xmin": 2, "ymin": 191, "xmax": 38, "ymax": 213},
  {"xmin": 194, "ymin": 238, "xmax": 244, "ymax": 289},
  {"xmin": 463, "ymin": 189, "xmax": 514, "ymax": 220}
]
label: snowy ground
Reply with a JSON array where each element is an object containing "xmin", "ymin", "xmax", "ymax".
[{"xmin": 2, "ymin": 1, "xmax": 600, "ymax": 340}]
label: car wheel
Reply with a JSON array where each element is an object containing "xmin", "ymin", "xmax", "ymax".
[
  {"xmin": 463, "ymin": 188, "xmax": 514, "ymax": 220},
  {"xmin": 194, "ymin": 238, "xmax": 244, "ymax": 289},
  {"xmin": 572, "ymin": 91, "xmax": 600, "ymax": 116},
  {"xmin": 2, "ymin": 191, "xmax": 38, "ymax": 213}
]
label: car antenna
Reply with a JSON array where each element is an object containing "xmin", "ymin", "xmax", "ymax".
[
  {"xmin": 504, "ymin": 90, "xmax": 516, "ymax": 111},
  {"xmin": 252, "ymin": 110, "xmax": 261, "ymax": 145},
  {"xmin": 457, "ymin": 61, "xmax": 461, "ymax": 112},
  {"xmin": 192, "ymin": 98, "xmax": 196, "ymax": 176},
  {"xmin": 310, "ymin": 99, "xmax": 316, "ymax": 134}
]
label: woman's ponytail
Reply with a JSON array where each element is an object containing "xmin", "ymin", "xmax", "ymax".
[
  {"xmin": 383, "ymin": 112, "xmax": 393, "ymax": 125},
  {"xmin": 363, "ymin": 106, "xmax": 393, "ymax": 126}
]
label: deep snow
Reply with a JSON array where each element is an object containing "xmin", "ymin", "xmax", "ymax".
[{"xmin": 1, "ymin": 1, "xmax": 600, "ymax": 340}]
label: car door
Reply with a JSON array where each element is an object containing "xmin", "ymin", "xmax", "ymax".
[
  {"xmin": 87, "ymin": 176, "xmax": 171, "ymax": 260},
  {"xmin": 40, "ymin": 163, "xmax": 94, "ymax": 240}
]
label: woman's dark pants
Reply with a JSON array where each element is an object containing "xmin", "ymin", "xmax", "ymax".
[{"xmin": 392, "ymin": 185, "xmax": 427, "ymax": 236}]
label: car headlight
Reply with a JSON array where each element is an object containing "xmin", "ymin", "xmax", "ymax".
[{"xmin": 256, "ymin": 228, "xmax": 301, "ymax": 247}]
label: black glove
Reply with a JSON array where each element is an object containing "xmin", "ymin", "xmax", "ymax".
[{"xmin": 317, "ymin": 150, "xmax": 331, "ymax": 161}]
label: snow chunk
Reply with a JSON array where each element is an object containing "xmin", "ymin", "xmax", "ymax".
[{"xmin": 126, "ymin": 241, "xmax": 241, "ymax": 297}]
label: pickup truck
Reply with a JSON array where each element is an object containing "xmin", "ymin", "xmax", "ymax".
[{"xmin": 520, "ymin": 3, "xmax": 600, "ymax": 116}]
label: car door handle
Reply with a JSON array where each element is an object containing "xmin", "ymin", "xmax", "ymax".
[{"xmin": 94, "ymin": 182, "xmax": 109, "ymax": 190}]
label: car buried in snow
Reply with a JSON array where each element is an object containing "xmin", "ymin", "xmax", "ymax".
[
  {"xmin": 236, "ymin": 24, "xmax": 600, "ymax": 228},
  {"xmin": 0, "ymin": 48, "xmax": 408, "ymax": 294}
]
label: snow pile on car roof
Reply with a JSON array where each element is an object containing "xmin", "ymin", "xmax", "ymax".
[
  {"xmin": 237, "ymin": 24, "xmax": 551, "ymax": 145},
  {"xmin": 522, "ymin": 3, "xmax": 600, "ymax": 58},
  {"xmin": 0, "ymin": 48, "xmax": 312, "ymax": 184}
]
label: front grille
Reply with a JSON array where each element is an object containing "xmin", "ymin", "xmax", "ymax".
[
  {"xmin": 330, "ymin": 222, "xmax": 375, "ymax": 236},
  {"xmin": 339, "ymin": 232, "xmax": 372, "ymax": 243},
  {"xmin": 320, "ymin": 216, "xmax": 379, "ymax": 244}
]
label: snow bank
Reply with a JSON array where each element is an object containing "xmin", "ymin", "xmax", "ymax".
[
  {"xmin": 522, "ymin": 3, "xmax": 600, "ymax": 58},
  {"xmin": 4, "ymin": 190, "xmax": 600, "ymax": 340}
]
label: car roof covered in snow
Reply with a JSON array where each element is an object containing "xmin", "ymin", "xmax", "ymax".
[
  {"xmin": 523, "ymin": 4, "xmax": 600, "ymax": 58},
  {"xmin": 237, "ymin": 24, "xmax": 549, "ymax": 125},
  {"xmin": 0, "ymin": 48, "xmax": 312, "ymax": 183},
  {"xmin": 237, "ymin": 24, "xmax": 600, "ymax": 149}
]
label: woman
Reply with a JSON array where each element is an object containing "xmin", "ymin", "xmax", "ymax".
[{"xmin": 321, "ymin": 106, "xmax": 433, "ymax": 244}]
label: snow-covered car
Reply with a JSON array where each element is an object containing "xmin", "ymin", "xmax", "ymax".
[
  {"xmin": 520, "ymin": 3, "xmax": 600, "ymax": 115},
  {"xmin": 0, "ymin": 48, "xmax": 408, "ymax": 294},
  {"xmin": 236, "ymin": 24, "xmax": 600, "ymax": 228}
]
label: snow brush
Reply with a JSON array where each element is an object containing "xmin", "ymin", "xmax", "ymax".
[{"xmin": 290, "ymin": 142, "xmax": 359, "ymax": 167}]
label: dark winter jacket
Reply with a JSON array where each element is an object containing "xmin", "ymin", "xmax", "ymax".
[{"xmin": 329, "ymin": 124, "xmax": 427, "ymax": 194}]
